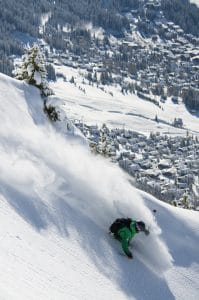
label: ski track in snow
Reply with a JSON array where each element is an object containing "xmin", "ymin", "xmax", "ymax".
[{"xmin": 0, "ymin": 73, "xmax": 199, "ymax": 299}]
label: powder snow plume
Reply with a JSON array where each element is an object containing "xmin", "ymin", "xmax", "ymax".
[{"xmin": 0, "ymin": 74, "xmax": 173, "ymax": 279}]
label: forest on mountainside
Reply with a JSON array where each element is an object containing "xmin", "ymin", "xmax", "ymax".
[
  {"xmin": 0, "ymin": 0, "xmax": 199, "ymax": 75},
  {"xmin": 0, "ymin": 0, "xmax": 134, "ymax": 74}
]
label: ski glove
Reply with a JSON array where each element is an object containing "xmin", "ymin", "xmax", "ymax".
[{"xmin": 127, "ymin": 252, "xmax": 133, "ymax": 259}]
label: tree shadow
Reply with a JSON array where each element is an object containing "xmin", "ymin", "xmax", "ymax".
[
  {"xmin": 1, "ymin": 183, "xmax": 54, "ymax": 232},
  {"xmin": 23, "ymin": 83, "xmax": 46, "ymax": 126}
]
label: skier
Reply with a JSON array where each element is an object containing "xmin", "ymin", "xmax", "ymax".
[{"xmin": 109, "ymin": 218, "xmax": 150, "ymax": 259}]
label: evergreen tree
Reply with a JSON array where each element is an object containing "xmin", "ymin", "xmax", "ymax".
[
  {"xmin": 181, "ymin": 193, "xmax": 190, "ymax": 209},
  {"xmin": 14, "ymin": 44, "xmax": 53, "ymax": 96},
  {"xmin": 70, "ymin": 76, "xmax": 75, "ymax": 84},
  {"xmin": 96, "ymin": 124, "xmax": 111, "ymax": 156},
  {"xmin": 155, "ymin": 114, "xmax": 159, "ymax": 123},
  {"xmin": 46, "ymin": 64, "xmax": 56, "ymax": 82}
]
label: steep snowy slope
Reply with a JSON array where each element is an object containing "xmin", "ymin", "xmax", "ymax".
[{"xmin": 0, "ymin": 73, "xmax": 199, "ymax": 299}]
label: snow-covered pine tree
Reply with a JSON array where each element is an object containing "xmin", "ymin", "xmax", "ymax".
[
  {"xmin": 15, "ymin": 43, "xmax": 53, "ymax": 97},
  {"xmin": 96, "ymin": 124, "xmax": 113, "ymax": 157},
  {"xmin": 180, "ymin": 193, "xmax": 190, "ymax": 209}
]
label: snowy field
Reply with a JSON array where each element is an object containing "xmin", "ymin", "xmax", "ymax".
[
  {"xmin": 50, "ymin": 66, "xmax": 199, "ymax": 137},
  {"xmin": 0, "ymin": 73, "xmax": 199, "ymax": 299}
]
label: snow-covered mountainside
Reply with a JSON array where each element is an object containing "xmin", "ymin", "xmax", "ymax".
[
  {"xmin": 50, "ymin": 66, "xmax": 199, "ymax": 136},
  {"xmin": 0, "ymin": 73, "xmax": 199, "ymax": 299}
]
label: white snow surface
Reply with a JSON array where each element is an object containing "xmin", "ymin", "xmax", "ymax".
[
  {"xmin": 0, "ymin": 72, "xmax": 199, "ymax": 299},
  {"xmin": 50, "ymin": 66, "xmax": 199, "ymax": 137},
  {"xmin": 34, "ymin": 70, "xmax": 42, "ymax": 86},
  {"xmin": 190, "ymin": 0, "xmax": 199, "ymax": 6}
]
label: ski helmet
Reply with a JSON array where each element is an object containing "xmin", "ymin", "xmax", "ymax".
[{"xmin": 136, "ymin": 221, "xmax": 146, "ymax": 232}]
